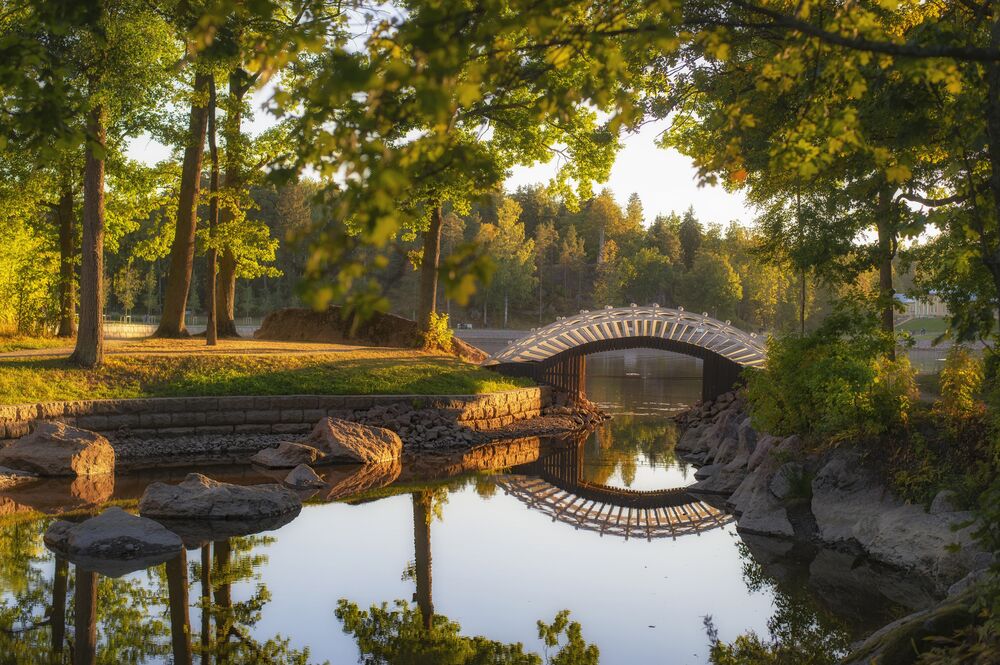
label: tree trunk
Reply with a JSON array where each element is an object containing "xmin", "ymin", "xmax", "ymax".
[
  {"xmin": 503, "ymin": 291, "xmax": 509, "ymax": 328},
  {"xmin": 200, "ymin": 544, "xmax": 212, "ymax": 662},
  {"xmin": 984, "ymin": 13, "xmax": 1000, "ymax": 327},
  {"xmin": 56, "ymin": 186, "xmax": 77, "ymax": 338},
  {"xmin": 156, "ymin": 72, "xmax": 211, "ymax": 338},
  {"xmin": 800, "ymin": 269, "xmax": 806, "ymax": 336},
  {"xmin": 412, "ymin": 492, "xmax": 434, "ymax": 631},
  {"xmin": 69, "ymin": 104, "xmax": 105, "ymax": 368},
  {"xmin": 50, "ymin": 556, "xmax": 68, "ymax": 654},
  {"xmin": 417, "ymin": 205, "xmax": 443, "ymax": 333},
  {"xmin": 73, "ymin": 567, "xmax": 97, "ymax": 665},
  {"xmin": 216, "ymin": 251, "xmax": 238, "ymax": 336},
  {"xmin": 213, "ymin": 539, "xmax": 232, "ymax": 658},
  {"xmin": 215, "ymin": 69, "xmax": 250, "ymax": 339},
  {"xmin": 206, "ymin": 75, "xmax": 219, "ymax": 346},
  {"xmin": 166, "ymin": 550, "xmax": 194, "ymax": 665},
  {"xmin": 875, "ymin": 187, "xmax": 897, "ymax": 360}
]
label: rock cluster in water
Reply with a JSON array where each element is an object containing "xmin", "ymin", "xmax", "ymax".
[{"xmin": 676, "ymin": 390, "xmax": 991, "ymax": 592}]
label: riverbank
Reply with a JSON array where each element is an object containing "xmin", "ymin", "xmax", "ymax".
[
  {"xmin": 674, "ymin": 392, "xmax": 996, "ymax": 662},
  {"xmin": 0, "ymin": 339, "xmax": 529, "ymax": 404}
]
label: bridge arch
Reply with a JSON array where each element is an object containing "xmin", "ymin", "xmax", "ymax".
[{"xmin": 483, "ymin": 305, "xmax": 766, "ymax": 401}]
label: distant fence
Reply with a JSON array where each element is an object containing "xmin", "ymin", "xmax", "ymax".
[{"xmin": 102, "ymin": 316, "xmax": 262, "ymax": 339}]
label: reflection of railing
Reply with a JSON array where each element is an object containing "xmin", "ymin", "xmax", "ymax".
[
  {"xmin": 498, "ymin": 474, "xmax": 733, "ymax": 541},
  {"xmin": 498, "ymin": 441, "xmax": 734, "ymax": 541}
]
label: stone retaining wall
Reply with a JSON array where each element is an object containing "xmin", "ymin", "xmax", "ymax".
[{"xmin": 0, "ymin": 387, "xmax": 552, "ymax": 443}]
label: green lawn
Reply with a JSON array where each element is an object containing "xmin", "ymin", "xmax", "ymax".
[
  {"xmin": 898, "ymin": 317, "xmax": 950, "ymax": 335},
  {"xmin": 0, "ymin": 336, "xmax": 71, "ymax": 353},
  {"xmin": 0, "ymin": 350, "xmax": 531, "ymax": 404}
]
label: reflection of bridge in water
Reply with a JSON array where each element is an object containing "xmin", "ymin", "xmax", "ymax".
[{"xmin": 499, "ymin": 441, "xmax": 733, "ymax": 541}]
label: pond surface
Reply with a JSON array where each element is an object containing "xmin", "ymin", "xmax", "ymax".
[{"xmin": 0, "ymin": 350, "xmax": 925, "ymax": 663}]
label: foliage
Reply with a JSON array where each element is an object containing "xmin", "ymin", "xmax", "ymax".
[
  {"xmin": 937, "ymin": 346, "xmax": 985, "ymax": 421},
  {"xmin": 421, "ymin": 312, "xmax": 453, "ymax": 353},
  {"xmin": 745, "ymin": 305, "xmax": 917, "ymax": 440},
  {"xmin": 336, "ymin": 600, "xmax": 598, "ymax": 665}
]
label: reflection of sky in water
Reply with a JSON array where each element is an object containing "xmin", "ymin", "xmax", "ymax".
[{"xmin": 253, "ymin": 489, "xmax": 773, "ymax": 665}]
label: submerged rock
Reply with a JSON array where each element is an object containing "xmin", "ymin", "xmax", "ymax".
[
  {"xmin": 250, "ymin": 441, "xmax": 324, "ymax": 469},
  {"xmin": 284, "ymin": 464, "xmax": 326, "ymax": 489},
  {"xmin": 305, "ymin": 417, "xmax": 403, "ymax": 464},
  {"xmin": 0, "ymin": 421, "xmax": 115, "ymax": 477},
  {"xmin": 44, "ymin": 507, "xmax": 183, "ymax": 577},
  {"xmin": 138, "ymin": 472, "xmax": 301, "ymax": 520}
]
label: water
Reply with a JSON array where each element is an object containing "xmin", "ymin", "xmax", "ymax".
[{"xmin": 0, "ymin": 350, "xmax": 923, "ymax": 663}]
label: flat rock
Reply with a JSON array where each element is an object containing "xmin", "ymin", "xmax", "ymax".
[
  {"xmin": 250, "ymin": 441, "xmax": 324, "ymax": 469},
  {"xmin": 694, "ymin": 464, "xmax": 724, "ymax": 480},
  {"xmin": 284, "ymin": 464, "xmax": 326, "ymax": 489},
  {"xmin": 305, "ymin": 417, "xmax": 402, "ymax": 465},
  {"xmin": 139, "ymin": 473, "xmax": 301, "ymax": 521},
  {"xmin": 0, "ymin": 421, "xmax": 114, "ymax": 477},
  {"xmin": 44, "ymin": 507, "xmax": 182, "ymax": 577}
]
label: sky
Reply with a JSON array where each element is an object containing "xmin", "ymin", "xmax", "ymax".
[{"xmin": 126, "ymin": 94, "xmax": 753, "ymax": 227}]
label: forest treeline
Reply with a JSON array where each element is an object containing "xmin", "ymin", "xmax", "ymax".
[{"xmin": 0, "ymin": 165, "xmax": 858, "ymax": 337}]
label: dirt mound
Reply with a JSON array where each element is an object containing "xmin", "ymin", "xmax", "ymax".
[{"xmin": 254, "ymin": 307, "xmax": 487, "ymax": 362}]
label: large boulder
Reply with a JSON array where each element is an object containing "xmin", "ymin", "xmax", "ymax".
[
  {"xmin": 305, "ymin": 418, "xmax": 403, "ymax": 465},
  {"xmin": 44, "ymin": 507, "xmax": 183, "ymax": 577},
  {"xmin": 250, "ymin": 441, "xmax": 324, "ymax": 469},
  {"xmin": 139, "ymin": 473, "xmax": 301, "ymax": 521},
  {"xmin": 812, "ymin": 447, "xmax": 984, "ymax": 588},
  {"xmin": 0, "ymin": 421, "xmax": 114, "ymax": 477}
]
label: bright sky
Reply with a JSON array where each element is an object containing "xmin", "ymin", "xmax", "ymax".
[{"xmin": 126, "ymin": 96, "xmax": 754, "ymax": 227}]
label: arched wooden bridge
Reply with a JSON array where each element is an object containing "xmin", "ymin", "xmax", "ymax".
[
  {"xmin": 496, "ymin": 442, "xmax": 733, "ymax": 541},
  {"xmin": 483, "ymin": 305, "xmax": 766, "ymax": 401}
]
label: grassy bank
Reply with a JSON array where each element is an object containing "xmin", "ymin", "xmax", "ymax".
[
  {"xmin": 0, "ymin": 341, "xmax": 529, "ymax": 404},
  {"xmin": 0, "ymin": 335, "xmax": 71, "ymax": 353}
]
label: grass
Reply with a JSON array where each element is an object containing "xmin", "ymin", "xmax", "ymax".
[
  {"xmin": 0, "ymin": 335, "xmax": 71, "ymax": 353},
  {"xmin": 0, "ymin": 347, "xmax": 531, "ymax": 404},
  {"xmin": 898, "ymin": 317, "xmax": 950, "ymax": 335}
]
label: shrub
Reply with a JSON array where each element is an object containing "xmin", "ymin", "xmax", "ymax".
[
  {"xmin": 745, "ymin": 304, "xmax": 916, "ymax": 440},
  {"xmin": 420, "ymin": 311, "xmax": 454, "ymax": 352},
  {"xmin": 937, "ymin": 346, "xmax": 985, "ymax": 420}
]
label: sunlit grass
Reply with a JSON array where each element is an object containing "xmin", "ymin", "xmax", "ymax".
[
  {"xmin": 0, "ymin": 335, "xmax": 70, "ymax": 353},
  {"xmin": 0, "ymin": 351, "xmax": 531, "ymax": 404}
]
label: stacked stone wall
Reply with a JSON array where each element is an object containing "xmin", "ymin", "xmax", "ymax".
[{"xmin": 0, "ymin": 387, "xmax": 552, "ymax": 444}]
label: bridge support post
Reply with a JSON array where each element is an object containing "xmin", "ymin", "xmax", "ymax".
[
  {"xmin": 702, "ymin": 353, "xmax": 743, "ymax": 402},
  {"xmin": 541, "ymin": 355, "xmax": 586, "ymax": 404}
]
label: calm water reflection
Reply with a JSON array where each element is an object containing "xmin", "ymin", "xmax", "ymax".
[{"xmin": 0, "ymin": 350, "xmax": 919, "ymax": 663}]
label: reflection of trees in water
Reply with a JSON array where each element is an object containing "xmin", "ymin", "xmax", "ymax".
[
  {"xmin": 582, "ymin": 416, "xmax": 683, "ymax": 487},
  {"xmin": 0, "ymin": 516, "xmax": 320, "ymax": 664},
  {"xmin": 335, "ymin": 600, "xmax": 599, "ymax": 665},
  {"xmin": 336, "ymin": 489, "xmax": 600, "ymax": 664},
  {"xmin": 706, "ymin": 542, "xmax": 851, "ymax": 665}
]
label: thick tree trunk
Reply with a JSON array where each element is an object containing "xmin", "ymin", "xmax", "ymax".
[
  {"xmin": 213, "ymin": 539, "xmax": 233, "ymax": 659},
  {"xmin": 70, "ymin": 105, "xmax": 105, "ymax": 367},
  {"xmin": 56, "ymin": 187, "xmax": 77, "ymax": 338},
  {"xmin": 875, "ymin": 187, "xmax": 896, "ymax": 360},
  {"xmin": 216, "ymin": 250, "xmax": 238, "ymax": 336},
  {"xmin": 215, "ymin": 69, "xmax": 250, "ymax": 338},
  {"xmin": 156, "ymin": 72, "xmax": 211, "ymax": 338},
  {"xmin": 417, "ymin": 205, "xmax": 443, "ymax": 333},
  {"xmin": 206, "ymin": 75, "xmax": 220, "ymax": 346}
]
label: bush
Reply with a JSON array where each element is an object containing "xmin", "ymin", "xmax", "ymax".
[
  {"xmin": 420, "ymin": 311, "xmax": 454, "ymax": 352},
  {"xmin": 937, "ymin": 346, "xmax": 985, "ymax": 420},
  {"xmin": 745, "ymin": 305, "xmax": 917, "ymax": 440}
]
